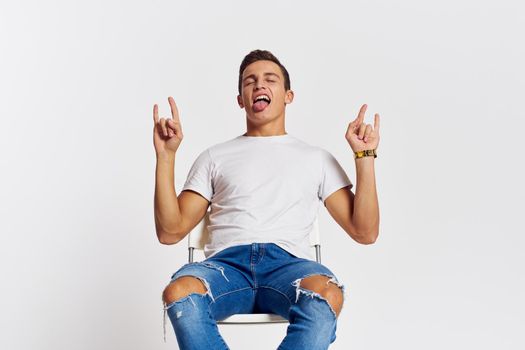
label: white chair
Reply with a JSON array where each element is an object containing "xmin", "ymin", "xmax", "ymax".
[{"xmin": 187, "ymin": 209, "xmax": 322, "ymax": 325}]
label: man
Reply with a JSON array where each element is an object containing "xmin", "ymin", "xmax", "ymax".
[{"xmin": 153, "ymin": 49, "xmax": 380, "ymax": 349}]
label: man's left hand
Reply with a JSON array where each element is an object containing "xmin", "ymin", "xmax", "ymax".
[{"xmin": 345, "ymin": 104, "xmax": 380, "ymax": 153}]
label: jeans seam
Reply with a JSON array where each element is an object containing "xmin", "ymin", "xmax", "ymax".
[
  {"xmin": 251, "ymin": 244, "xmax": 257, "ymax": 287},
  {"xmin": 257, "ymin": 285, "xmax": 293, "ymax": 306},
  {"xmin": 204, "ymin": 298, "xmax": 230, "ymax": 350},
  {"xmin": 212, "ymin": 286, "xmax": 254, "ymax": 303}
]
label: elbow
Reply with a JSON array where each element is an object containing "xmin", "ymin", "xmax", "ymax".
[
  {"xmin": 158, "ymin": 235, "xmax": 174, "ymax": 245},
  {"xmin": 355, "ymin": 230, "xmax": 379, "ymax": 245},
  {"xmin": 157, "ymin": 230, "xmax": 183, "ymax": 245},
  {"xmin": 155, "ymin": 218, "xmax": 184, "ymax": 245},
  {"xmin": 359, "ymin": 236, "xmax": 377, "ymax": 245}
]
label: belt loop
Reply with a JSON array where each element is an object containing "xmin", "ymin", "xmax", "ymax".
[{"xmin": 251, "ymin": 243, "xmax": 258, "ymax": 263}]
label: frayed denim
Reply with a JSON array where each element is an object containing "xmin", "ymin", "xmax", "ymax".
[{"xmin": 162, "ymin": 243, "xmax": 345, "ymax": 350}]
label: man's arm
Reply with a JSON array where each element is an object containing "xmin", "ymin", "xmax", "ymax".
[
  {"xmin": 325, "ymin": 103, "xmax": 380, "ymax": 244},
  {"xmin": 154, "ymin": 153, "xmax": 210, "ymax": 245},
  {"xmin": 324, "ymin": 156, "xmax": 379, "ymax": 244},
  {"xmin": 154, "ymin": 152, "xmax": 183, "ymax": 244},
  {"xmin": 152, "ymin": 97, "xmax": 210, "ymax": 245}
]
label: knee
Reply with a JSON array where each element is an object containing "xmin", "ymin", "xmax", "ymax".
[
  {"xmin": 162, "ymin": 276, "xmax": 208, "ymax": 305},
  {"xmin": 299, "ymin": 275, "xmax": 344, "ymax": 318},
  {"xmin": 322, "ymin": 286, "xmax": 344, "ymax": 318}
]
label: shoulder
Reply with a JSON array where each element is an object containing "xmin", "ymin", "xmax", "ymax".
[
  {"xmin": 286, "ymin": 135, "xmax": 325, "ymax": 156},
  {"xmin": 204, "ymin": 135, "xmax": 244, "ymax": 157},
  {"xmin": 190, "ymin": 136, "xmax": 239, "ymax": 166}
]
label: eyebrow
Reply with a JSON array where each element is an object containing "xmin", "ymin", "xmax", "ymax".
[{"xmin": 243, "ymin": 72, "xmax": 281, "ymax": 81}]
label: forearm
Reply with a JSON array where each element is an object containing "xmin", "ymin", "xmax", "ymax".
[
  {"xmin": 353, "ymin": 156, "xmax": 379, "ymax": 243},
  {"xmin": 154, "ymin": 152, "xmax": 183, "ymax": 241}
]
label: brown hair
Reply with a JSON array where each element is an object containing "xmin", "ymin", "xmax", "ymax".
[{"xmin": 238, "ymin": 49, "xmax": 291, "ymax": 95}]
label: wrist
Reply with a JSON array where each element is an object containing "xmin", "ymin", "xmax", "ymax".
[
  {"xmin": 354, "ymin": 156, "xmax": 375, "ymax": 165},
  {"xmin": 156, "ymin": 151, "xmax": 176, "ymax": 162},
  {"xmin": 353, "ymin": 149, "xmax": 377, "ymax": 160}
]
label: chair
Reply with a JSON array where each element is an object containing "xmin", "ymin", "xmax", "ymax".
[{"xmin": 187, "ymin": 209, "xmax": 322, "ymax": 325}]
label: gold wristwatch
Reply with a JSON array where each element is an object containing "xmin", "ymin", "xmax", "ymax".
[{"xmin": 354, "ymin": 149, "xmax": 377, "ymax": 159}]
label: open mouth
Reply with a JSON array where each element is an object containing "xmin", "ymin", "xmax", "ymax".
[{"xmin": 252, "ymin": 94, "xmax": 271, "ymax": 112}]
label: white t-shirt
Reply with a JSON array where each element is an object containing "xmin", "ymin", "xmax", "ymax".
[{"xmin": 181, "ymin": 133, "xmax": 353, "ymax": 260}]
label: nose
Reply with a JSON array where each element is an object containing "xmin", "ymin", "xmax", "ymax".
[{"xmin": 255, "ymin": 79, "xmax": 265, "ymax": 90}]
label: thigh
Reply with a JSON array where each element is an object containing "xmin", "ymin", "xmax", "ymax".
[
  {"xmin": 168, "ymin": 245, "xmax": 255, "ymax": 321},
  {"xmin": 255, "ymin": 243, "xmax": 345, "ymax": 318}
]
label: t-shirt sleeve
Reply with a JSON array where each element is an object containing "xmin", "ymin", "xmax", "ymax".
[
  {"xmin": 181, "ymin": 148, "xmax": 214, "ymax": 202},
  {"xmin": 318, "ymin": 148, "xmax": 353, "ymax": 203}
]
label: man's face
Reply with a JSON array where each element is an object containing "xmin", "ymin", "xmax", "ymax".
[{"xmin": 237, "ymin": 60, "xmax": 294, "ymax": 122}]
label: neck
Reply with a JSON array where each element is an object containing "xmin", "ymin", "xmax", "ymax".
[{"xmin": 245, "ymin": 112, "xmax": 286, "ymax": 137}]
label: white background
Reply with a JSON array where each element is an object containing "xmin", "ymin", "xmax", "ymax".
[{"xmin": 1, "ymin": 0, "xmax": 524, "ymax": 349}]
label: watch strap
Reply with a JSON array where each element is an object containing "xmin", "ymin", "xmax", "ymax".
[{"xmin": 354, "ymin": 149, "xmax": 377, "ymax": 159}]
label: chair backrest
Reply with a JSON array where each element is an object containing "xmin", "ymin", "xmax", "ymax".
[{"xmin": 187, "ymin": 209, "xmax": 322, "ymax": 263}]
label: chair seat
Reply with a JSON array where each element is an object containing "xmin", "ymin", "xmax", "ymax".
[{"xmin": 218, "ymin": 313, "xmax": 288, "ymax": 324}]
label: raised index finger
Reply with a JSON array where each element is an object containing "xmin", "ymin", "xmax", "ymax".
[
  {"xmin": 153, "ymin": 104, "xmax": 159, "ymax": 123},
  {"xmin": 168, "ymin": 96, "xmax": 180, "ymax": 122},
  {"xmin": 357, "ymin": 104, "xmax": 367, "ymax": 123},
  {"xmin": 350, "ymin": 103, "xmax": 367, "ymax": 126}
]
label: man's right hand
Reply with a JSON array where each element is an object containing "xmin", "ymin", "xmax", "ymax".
[{"xmin": 153, "ymin": 96, "xmax": 184, "ymax": 156}]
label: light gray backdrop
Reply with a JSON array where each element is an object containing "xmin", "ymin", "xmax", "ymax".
[{"xmin": 1, "ymin": 0, "xmax": 524, "ymax": 349}]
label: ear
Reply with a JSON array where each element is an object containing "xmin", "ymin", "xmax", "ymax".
[
  {"xmin": 284, "ymin": 90, "xmax": 294, "ymax": 104},
  {"xmin": 237, "ymin": 95, "xmax": 244, "ymax": 108}
]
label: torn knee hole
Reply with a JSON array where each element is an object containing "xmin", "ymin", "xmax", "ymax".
[
  {"xmin": 291, "ymin": 274, "xmax": 345, "ymax": 318},
  {"xmin": 162, "ymin": 276, "xmax": 213, "ymax": 305}
]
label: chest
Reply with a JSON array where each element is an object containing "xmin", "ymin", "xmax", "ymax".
[{"xmin": 213, "ymin": 148, "xmax": 320, "ymax": 199}]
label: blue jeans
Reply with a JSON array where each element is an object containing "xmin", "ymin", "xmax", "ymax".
[{"xmin": 162, "ymin": 243, "xmax": 345, "ymax": 350}]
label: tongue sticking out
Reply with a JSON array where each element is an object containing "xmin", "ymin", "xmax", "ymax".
[{"xmin": 253, "ymin": 100, "xmax": 269, "ymax": 112}]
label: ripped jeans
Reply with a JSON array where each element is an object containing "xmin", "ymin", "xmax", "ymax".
[{"xmin": 162, "ymin": 243, "xmax": 345, "ymax": 350}]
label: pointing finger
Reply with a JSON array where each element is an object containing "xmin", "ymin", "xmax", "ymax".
[
  {"xmin": 357, "ymin": 104, "xmax": 367, "ymax": 124},
  {"xmin": 349, "ymin": 104, "xmax": 367, "ymax": 131},
  {"xmin": 351, "ymin": 104, "xmax": 365, "ymax": 124},
  {"xmin": 153, "ymin": 104, "xmax": 159, "ymax": 124},
  {"xmin": 374, "ymin": 113, "xmax": 380, "ymax": 132},
  {"xmin": 168, "ymin": 96, "xmax": 180, "ymax": 122}
]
